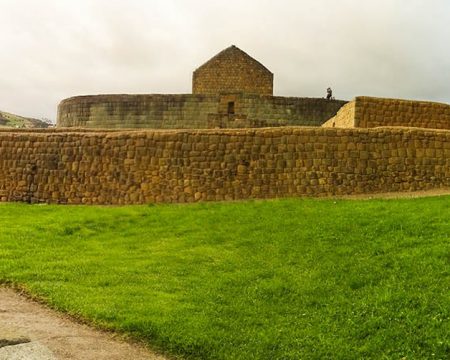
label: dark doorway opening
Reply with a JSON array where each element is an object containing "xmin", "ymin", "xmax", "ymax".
[{"xmin": 227, "ymin": 102, "xmax": 235, "ymax": 115}]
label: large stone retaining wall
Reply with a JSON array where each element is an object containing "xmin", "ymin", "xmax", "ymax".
[
  {"xmin": 57, "ymin": 94, "xmax": 346, "ymax": 129},
  {"xmin": 323, "ymin": 97, "xmax": 450, "ymax": 130},
  {"xmin": 0, "ymin": 127, "xmax": 448, "ymax": 205}
]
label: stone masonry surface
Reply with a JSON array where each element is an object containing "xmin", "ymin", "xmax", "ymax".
[
  {"xmin": 323, "ymin": 97, "xmax": 450, "ymax": 130},
  {"xmin": 57, "ymin": 94, "xmax": 346, "ymax": 129},
  {"xmin": 322, "ymin": 100, "xmax": 356, "ymax": 128},
  {"xmin": 0, "ymin": 127, "xmax": 448, "ymax": 205},
  {"xmin": 192, "ymin": 45, "xmax": 273, "ymax": 96}
]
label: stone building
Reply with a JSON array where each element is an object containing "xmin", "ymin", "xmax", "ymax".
[
  {"xmin": 192, "ymin": 45, "xmax": 273, "ymax": 96},
  {"xmin": 57, "ymin": 46, "xmax": 346, "ymax": 129}
]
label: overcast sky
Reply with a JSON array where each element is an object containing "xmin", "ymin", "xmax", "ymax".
[{"xmin": 0, "ymin": 0, "xmax": 449, "ymax": 121}]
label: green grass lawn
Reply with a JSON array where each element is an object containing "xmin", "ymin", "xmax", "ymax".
[{"xmin": 0, "ymin": 197, "xmax": 449, "ymax": 359}]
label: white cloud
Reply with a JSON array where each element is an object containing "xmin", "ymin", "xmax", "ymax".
[{"xmin": 0, "ymin": 0, "xmax": 449, "ymax": 120}]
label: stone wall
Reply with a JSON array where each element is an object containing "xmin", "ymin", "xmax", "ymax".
[
  {"xmin": 241, "ymin": 96, "xmax": 346, "ymax": 127},
  {"xmin": 322, "ymin": 100, "xmax": 356, "ymax": 128},
  {"xmin": 356, "ymin": 97, "xmax": 450, "ymax": 129},
  {"xmin": 323, "ymin": 97, "xmax": 450, "ymax": 130},
  {"xmin": 0, "ymin": 127, "xmax": 448, "ymax": 205},
  {"xmin": 192, "ymin": 45, "xmax": 273, "ymax": 96},
  {"xmin": 57, "ymin": 94, "xmax": 219, "ymax": 129},
  {"xmin": 57, "ymin": 94, "xmax": 346, "ymax": 129}
]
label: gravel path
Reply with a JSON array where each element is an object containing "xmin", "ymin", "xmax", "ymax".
[{"xmin": 0, "ymin": 288, "xmax": 169, "ymax": 360}]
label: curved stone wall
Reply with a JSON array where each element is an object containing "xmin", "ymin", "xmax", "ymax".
[
  {"xmin": 57, "ymin": 94, "xmax": 346, "ymax": 129},
  {"xmin": 57, "ymin": 94, "xmax": 218, "ymax": 129}
]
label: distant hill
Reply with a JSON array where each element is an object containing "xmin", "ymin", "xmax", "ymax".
[{"xmin": 0, "ymin": 110, "xmax": 52, "ymax": 129}]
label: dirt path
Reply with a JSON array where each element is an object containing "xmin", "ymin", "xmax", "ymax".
[
  {"xmin": 0, "ymin": 288, "xmax": 169, "ymax": 360},
  {"xmin": 330, "ymin": 188, "xmax": 450, "ymax": 200}
]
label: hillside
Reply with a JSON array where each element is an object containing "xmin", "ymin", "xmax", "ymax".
[{"xmin": 0, "ymin": 110, "xmax": 51, "ymax": 129}]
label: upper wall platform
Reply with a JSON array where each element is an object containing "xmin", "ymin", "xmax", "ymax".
[
  {"xmin": 57, "ymin": 94, "xmax": 346, "ymax": 129},
  {"xmin": 323, "ymin": 96, "xmax": 450, "ymax": 130}
]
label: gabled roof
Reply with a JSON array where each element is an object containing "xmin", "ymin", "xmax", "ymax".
[{"xmin": 194, "ymin": 45, "xmax": 273, "ymax": 75}]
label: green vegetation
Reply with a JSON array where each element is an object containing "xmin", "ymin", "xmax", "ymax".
[
  {"xmin": 0, "ymin": 110, "xmax": 50, "ymax": 128},
  {"xmin": 0, "ymin": 197, "xmax": 449, "ymax": 359}
]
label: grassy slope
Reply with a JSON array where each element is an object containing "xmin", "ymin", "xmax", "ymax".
[
  {"xmin": 0, "ymin": 198, "xmax": 449, "ymax": 359},
  {"xmin": 0, "ymin": 110, "xmax": 49, "ymax": 128}
]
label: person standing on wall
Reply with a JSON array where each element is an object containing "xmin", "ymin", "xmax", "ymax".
[{"xmin": 326, "ymin": 87, "xmax": 333, "ymax": 100}]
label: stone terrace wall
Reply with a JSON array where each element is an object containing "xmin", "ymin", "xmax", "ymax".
[
  {"xmin": 323, "ymin": 97, "xmax": 450, "ymax": 130},
  {"xmin": 57, "ymin": 94, "xmax": 346, "ymax": 129},
  {"xmin": 356, "ymin": 97, "xmax": 450, "ymax": 129},
  {"xmin": 0, "ymin": 127, "xmax": 448, "ymax": 205}
]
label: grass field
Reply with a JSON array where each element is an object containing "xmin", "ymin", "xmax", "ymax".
[{"xmin": 0, "ymin": 197, "xmax": 449, "ymax": 359}]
